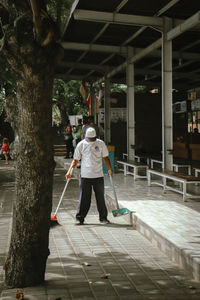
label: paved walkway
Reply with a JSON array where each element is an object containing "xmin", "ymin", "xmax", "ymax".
[
  {"xmin": 104, "ymin": 171, "xmax": 200, "ymax": 282},
  {"xmin": 0, "ymin": 159, "xmax": 200, "ymax": 299}
]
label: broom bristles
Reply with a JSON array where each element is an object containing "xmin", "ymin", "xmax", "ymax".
[{"xmin": 51, "ymin": 214, "xmax": 57, "ymax": 220}]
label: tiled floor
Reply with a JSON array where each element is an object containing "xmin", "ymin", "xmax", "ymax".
[
  {"xmin": 104, "ymin": 171, "xmax": 200, "ymax": 281},
  {"xmin": 1, "ymin": 160, "xmax": 200, "ymax": 299}
]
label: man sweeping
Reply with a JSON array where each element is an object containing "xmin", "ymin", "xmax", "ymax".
[{"xmin": 66, "ymin": 127, "xmax": 113, "ymax": 225}]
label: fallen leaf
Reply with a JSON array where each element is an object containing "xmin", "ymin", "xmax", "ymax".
[
  {"xmin": 16, "ymin": 289, "xmax": 24, "ymax": 300},
  {"xmin": 101, "ymin": 274, "xmax": 109, "ymax": 279},
  {"xmin": 188, "ymin": 286, "xmax": 196, "ymax": 289},
  {"xmin": 82, "ymin": 262, "xmax": 91, "ymax": 266}
]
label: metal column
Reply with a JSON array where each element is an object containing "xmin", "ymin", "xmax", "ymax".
[
  {"xmin": 162, "ymin": 17, "xmax": 173, "ymax": 170},
  {"xmin": 104, "ymin": 76, "xmax": 111, "ymax": 144},
  {"xmin": 126, "ymin": 47, "xmax": 135, "ymax": 160}
]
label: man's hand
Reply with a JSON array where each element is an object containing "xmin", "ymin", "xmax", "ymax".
[
  {"xmin": 108, "ymin": 169, "xmax": 113, "ymax": 177},
  {"xmin": 65, "ymin": 159, "xmax": 78, "ymax": 180},
  {"xmin": 65, "ymin": 168, "xmax": 73, "ymax": 180}
]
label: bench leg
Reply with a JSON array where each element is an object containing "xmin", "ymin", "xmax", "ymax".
[
  {"xmin": 188, "ymin": 166, "xmax": 191, "ymax": 176},
  {"xmin": 147, "ymin": 172, "xmax": 151, "ymax": 186},
  {"xmin": 134, "ymin": 167, "xmax": 138, "ymax": 180},
  {"xmin": 183, "ymin": 182, "xmax": 187, "ymax": 201},
  {"xmin": 144, "ymin": 167, "xmax": 148, "ymax": 179},
  {"xmin": 163, "ymin": 177, "xmax": 166, "ymax": 193},
  {"xmin": 124, "ymin": 165, "xmax": 127, "ymax": 176}
]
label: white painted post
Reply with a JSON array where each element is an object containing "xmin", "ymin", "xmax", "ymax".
[
  {"xmin": 126, "ymin": 47, "xmax": 135, "ymax": 160},
  {"xmin": 104, "ymin": 76, "xmax": 111, "ymax": 144},
  {"xmin": 162, "ymin": 17, "xmax": 173, "ymax": 170}
]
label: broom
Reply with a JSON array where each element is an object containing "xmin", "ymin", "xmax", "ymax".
[
  {"xmin": 109, "ymin": 176, "xmax": 133, "ymax": 217},
  {"xmin": 51, "ymin": 168, "xmax": 73, "ymax": 221}
]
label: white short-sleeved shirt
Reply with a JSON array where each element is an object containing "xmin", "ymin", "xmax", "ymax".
[{"xmin": 74, "ymin": 139, "xmax": 109, "ymax": 178}]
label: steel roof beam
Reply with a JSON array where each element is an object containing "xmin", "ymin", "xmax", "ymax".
[
  {"xmin": 167, "ymin": 11, "xmax": 200, "ymax": 40},
  {"xmin": 156, "ymin": 0, "xmax": 181, "ymax": 16},
  {"xmin": 57, "ymin": 73, "xmax": 126, "ymax": 84},
  {"xmin": 62, "ymin": 42, "xmax": 200, "ymax": 61},
  {"xmin": 58, "ymin": 62, "xmax": 108, "ymax": 73},
  {"xmin": 61, "ymin": 42, "xmax": 128, "ymax": 55},
  {"xmin": 58, "ymin": 61, "xmax": 198, "ymax": 79},
  {"xmin": 74, "ymin": 9, "xmax": 163, "ymax": 27},
  {"xmin": 57, "ymin": 73, "xmax": 99, "ymax": 83},
  {"xmin": 86, "ymin": 10, "xmax": 200, "ymax": 83}
]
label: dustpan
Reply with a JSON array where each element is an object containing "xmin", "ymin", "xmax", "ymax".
[
  {"xmin": 109, "ymin": 176, "xmax": 132, "ymax": 217},
  {"xmin": 112, "ymin": 207, "xmax": 132, "ymax": 217}
]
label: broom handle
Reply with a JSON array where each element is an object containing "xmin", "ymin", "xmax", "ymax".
[
  {"xmin": 109, "ymin": 176, "xmax": 120, "ymax": 209},
  {"xmin": 54, "ymin": 168, "xmax": 73, "ymax": 215}
]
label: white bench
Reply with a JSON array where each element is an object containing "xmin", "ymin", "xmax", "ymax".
[
  {"xmin": 117, "ymin": 160, "xmax": 148, "ymax": 180},
  {"xmin": 147, "ymin": 169, "xmax": 200, "ymax": 201},
  {"xmin": 122, "ymin": 153, "xmax": 128, "ymax": 160},
  {"xmin": 150, "ymin": 160, "xmax": 192, "ymax": 175},
  {"xmin": 122, "ymin": 153, "xmax": 149, "ymax": 165},
  {"xmin": 135, "ymin": 155, "xmax": 150, "ymax": 165},
  {"xmin": 194, "ymin": 168, "xmax": 200, "ymax": 177},
  {"xmin": 172, "ymin": 164, "xmax": 191, "ymax": 175},
  {"xmin": 150, "ymin": 159, "xmax": 163, "ymax": 169}
]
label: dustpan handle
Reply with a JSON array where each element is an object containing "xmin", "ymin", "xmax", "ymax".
[{"xmin": 109, "ymin": 176, "xmax": 120, "ymax": 209}]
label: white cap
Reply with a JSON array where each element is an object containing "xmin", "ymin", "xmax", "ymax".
[{"xmin": 85, "ymin": 127, "xmax": 96, "ymax": 142}]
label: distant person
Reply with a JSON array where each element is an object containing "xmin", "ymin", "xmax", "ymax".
[
  {"xmin": 72, "ymin": 125, "xmax": 78, "ymax": 150},
  {"xmin": 99, "ymin": 124, "xmax": 104, "ymax": 140},
  {"xmin": 2, "ymin": 137, "xmax": 9, "ymax": 165},
  {"xmin": 81, "ymin": 116, "xmax": 88, "ymax": 139},
  {"xmin": 64, "ymin": 121, "xmax": 74, "ymax": 158},
  {"xmin": 75, "ymin": 118, "xmax": 83, "ymax": 144},
  {"xmin": 81, "ymin": 115, "xmax": 100, "ymax": 139},
  {"xmin": 192, "ymin": 127, "xmax": 200, "ymax": 144},
  {"xmin": 72, "ymin": 119, "xmax": 83, "ymax": 149},
  {"xmin": 66, "ymin": 127, "xmax": 113, "ymax": 225}
]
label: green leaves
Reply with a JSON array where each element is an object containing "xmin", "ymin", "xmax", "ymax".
[
  {"xmin": 2, "ymin": 24, "xmax": 9, "ymax": 30},
  {"xmin": 52, "ymin": 78, "xmax": 88, "ymax": 123}
]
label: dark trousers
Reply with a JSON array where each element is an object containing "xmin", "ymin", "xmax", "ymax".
[
  {"xmin": 65, "ymin": 139, "xmax": 74, "ymax": 158},
  {"xmin": 76, "ymin": 177, "xmax": 108, "ymax": 222}
]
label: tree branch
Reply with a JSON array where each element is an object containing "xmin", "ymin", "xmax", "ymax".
[
  {"xmin": 29, "ymin": 0, "xmax": 43, "ymax": 42},
  {"xmin": 29, "ymin": 0, "xmax": 59, "ymax": 46}
]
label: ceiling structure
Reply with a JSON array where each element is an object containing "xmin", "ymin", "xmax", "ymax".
[{"xmin": 56, "ymin": 0, "xmax": 200, "ymax": 91}]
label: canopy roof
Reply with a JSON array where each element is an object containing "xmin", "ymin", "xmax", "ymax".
[{"xmin": 56, "ymin": 0, "xmax": 200, "ymax": 90}]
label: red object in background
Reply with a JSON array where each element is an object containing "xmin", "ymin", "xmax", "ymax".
[
  {"xmin": 87, "ymin": 93, "xmax": 91, "ymax": 115},
  {"xmin": 80, "ymin": 79, "xmax": 86, "ymax": 100},
  {"xmin": 2, "ymin": 143, "xmax": 8, "ymax": 152}
]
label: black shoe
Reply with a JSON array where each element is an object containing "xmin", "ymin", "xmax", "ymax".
[
  {"xmin": 100, "ymin": 219, "xmax": 110, "ymax": 224},
  {"xmin": 75, "ymin": 220, "xmax": 84, "ymax": 225},
  {"xmin": 65, "ymin": 156, "xmax": 69, "ymax": 159}
]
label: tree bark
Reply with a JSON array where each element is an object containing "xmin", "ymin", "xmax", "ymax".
[
  {"xmin": 4, "ymin": 69, "xmax": 55, "ymax": 287},
  {"xmin": 2, "ymin": 36, "xmax": 57, "ymax": 285},
  {"xmin": 4, "ymin": 67, "xmax": 55, "ymax": 286},
  {"xmin": 0, "ymin": 1, "xmax": 64, "ymax": 287}
]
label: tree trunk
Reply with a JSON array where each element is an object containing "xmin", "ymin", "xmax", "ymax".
[
  {"xmin": 0, "ymin": 0, "xmax": 65, "ymax": 286},
  {"xmin": 4, "ymin": 69, "xmax": 55, "ymax": 287}
]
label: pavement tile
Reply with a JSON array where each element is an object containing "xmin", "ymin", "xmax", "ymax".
[{"xmin": 1, "ymin": 161, "xmax": 200, "ymax": 300}]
